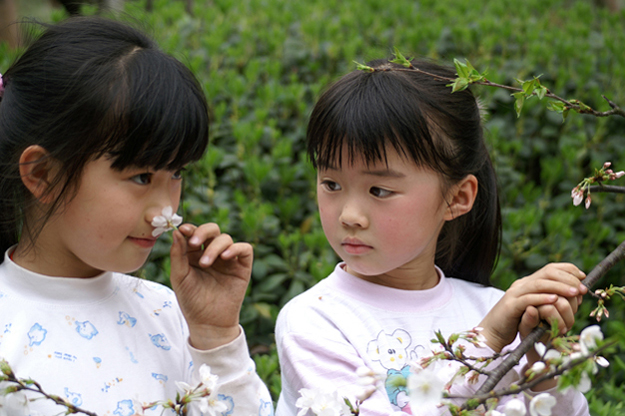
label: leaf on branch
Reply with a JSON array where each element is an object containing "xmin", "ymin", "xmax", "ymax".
[
  {"xmin": 390, "ymin": 47, "xmax": 412, "ymax": 68},
  {"xmin": 512, "ymin": 92, "xmax": 525, "ymax": 117},
  {"xmin": 569, "ymin": 99, "xmax": 593, "ymax": 112},
  {"xmin": 353, "ymin": 61, "xmax": 374, "ymax": 73},
  {"xmin": 448, "ymin": 77, "xmax": 470, "ymax": 93},
  {"xmin": 454, "ymin": 58, "xmax": 470, "ymax": 79}
]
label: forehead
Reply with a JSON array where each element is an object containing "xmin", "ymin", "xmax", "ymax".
[{"xmin": 320, "ymin": 143, "xmax": 410, "ymax": 171}]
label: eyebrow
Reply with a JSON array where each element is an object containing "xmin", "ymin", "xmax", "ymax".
[
  {"xmin": 323, "ymin": 166, "xmax": 406, "ymax": 178},
  {"xmin": 361, "ymin": 169, "xmax": 406, "ymax": 178}
]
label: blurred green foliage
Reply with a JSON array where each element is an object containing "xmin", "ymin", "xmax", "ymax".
[{"xmin": 2, "ymin": 0, "xmax": 625, "ymax": 412}]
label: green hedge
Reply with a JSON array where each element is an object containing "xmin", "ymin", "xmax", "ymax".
[{"xmin": 2, "ymin": 0, "xmax": 625, "ymax": 412}]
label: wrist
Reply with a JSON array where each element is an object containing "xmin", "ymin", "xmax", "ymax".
[
  {"xmin": 478, "ymin": 320, "xmax": 506, "ymax": 353},
  {"xmin": 188, "ymin": 324, "xmax": 241, "ymax": 350}
]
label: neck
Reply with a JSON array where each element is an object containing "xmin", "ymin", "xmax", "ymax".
[{"xmin": 344, "ymin": 262, "xmax": 440, "ymax": 290}]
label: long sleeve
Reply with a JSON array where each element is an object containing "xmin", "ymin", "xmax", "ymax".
[
  {"xmin": 274, "ymin": 263, "xmax": 588, "ymax": 416},
  {"xmin": 278, "ymin": 331, "xmax": 588, "ymax": 416},
  {"xmin": 189, "ymin": 327, "xmax": 274, "ymax": 416}
]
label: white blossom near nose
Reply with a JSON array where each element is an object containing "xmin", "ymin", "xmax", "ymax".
[{"xmin": 151, "ymin": 206, "xmax": 183, "ymax": 237}]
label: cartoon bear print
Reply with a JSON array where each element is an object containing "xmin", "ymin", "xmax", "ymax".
[{"xmin": 367, "ymin": 329, "xmax": 424, "ymax": 413}]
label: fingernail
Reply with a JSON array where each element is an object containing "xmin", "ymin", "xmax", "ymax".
[
  {"xmin": 190, "ymin": 237, "xmax": 200, "ymax": 245},
  {"xmin": 200, "ymin": 256, "xmax": 210, "ymax": 266},
  {"xmin": 569, "ymin": 287, "xmax": 578, "ymax": 295}
]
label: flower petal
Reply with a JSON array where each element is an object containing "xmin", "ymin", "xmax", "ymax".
[{"xmin": 162, "ymin": 206, "xmax": 173, "ymax": 218}]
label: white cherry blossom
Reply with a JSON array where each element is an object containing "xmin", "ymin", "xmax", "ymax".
[
  {"xmin": 580, "ymin": 325, "xmax": 603, "ymax": 355},
  {"xmin": 529, "ymin": 393, "xmax": 556, "ymax": 416},
  {"xmin": 295, "ymin": 388, "xmax": 351, "ymax": 416},
  {"xmin": 502, "ymin": 398, "xmax": 526, "ymax": 416},
  {"xmin": 407, "ymin": 366, "xmax": 446, "ymax": 407},
  {"xmin": 197, "ymin": 391, "xmax": 228, "ymax": 416},
  {"xmin": 151, "ymin": 206, "xmax": 183, "ymax": 237}
]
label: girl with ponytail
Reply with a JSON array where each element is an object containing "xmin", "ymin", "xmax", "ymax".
[{"xmin": 276, "ymin": 58, "xmax": 589, "ymax": 416}]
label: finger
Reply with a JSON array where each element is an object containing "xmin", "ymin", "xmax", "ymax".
[
  {"xmin": 551, "ymin": 296, "xmax": 576, "ymax": 330},
  {"xmin": 169, "ymin": 229, "xmax": 189, "ymax": 286},
  {"xmin": 510, "ymin": 278, "xmax": 583, "ymax": 298},
  {"xmin": 196, "ymin": 233, "xmax": 234, "ymax": 268},
  {"xmin": 536, "ymin": 263, "xmax": 588, "ymax": 293},
  {"xmin": 540, "ymin": 262, "xmax": 586, "ymax": 279},
  {"xmin": 501, "ymin": 293, "xmax": 558, "ymax": 321},
  {"xmin": 182, "ymin": 223, "xmax": 221, "ymax": 249},
  {"xmin": 519, "ymin": 305, "xmax": 540, "ymax": 339},
  {"xmin": 536, "ymin": 302, "xmax": 572, "ymax": 335},
  {"xmin": 220, "ymin": 242, "xmax": 254, "ymax": 269}
]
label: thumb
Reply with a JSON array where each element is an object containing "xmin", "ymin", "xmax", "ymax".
[
  {"xmin": 519, "ymin": 305, "xmax": 540, "ymax": 339},
  {"xmin": 169, "ymin": 230, "xmax": 189, "ymax": 287}
]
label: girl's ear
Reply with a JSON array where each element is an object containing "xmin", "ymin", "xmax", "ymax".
[
  {"xmin": 444, "ymin": 174, "xmax": 478, "ymax": 221},
  {"xmin": 19, "ymin": 145, "xmax": 62, "ymax": 204}
]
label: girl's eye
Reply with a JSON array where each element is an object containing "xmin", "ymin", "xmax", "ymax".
[
  {"xmin": 370, "ymin": 187, "xmax": 393, "ymax": 198},
  {"xmin": 130, "ymin": 173, "xmax": 152, "ymax": 185},
  {"xmin": 172, "ymin": 169, "xmax": 184, "ymax": 180},
  {"xmin": 321, "ymin": 180, "xmax": 341, "ymax": 191}
]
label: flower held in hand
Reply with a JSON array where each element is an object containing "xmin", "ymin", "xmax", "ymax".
[{"xmin": 151, "ymin": 206, "xmax": 183, "ymax": 237}]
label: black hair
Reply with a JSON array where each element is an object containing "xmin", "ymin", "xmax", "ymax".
[
  {"xmin": 0, "ymin": 17, "xmax": 209, "ymax": 258},
  {"xmin": 307, "ymin": 59, "xmax": 501, "ymax": 286}
]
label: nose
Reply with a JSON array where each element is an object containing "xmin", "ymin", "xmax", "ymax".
[
  {"xmin": 146, "ymin": 192, "xmax": 180, "ymax": 225},
  {"xmin": 340, "ymin": 201, "xmax": 368, "ymax": 228}
]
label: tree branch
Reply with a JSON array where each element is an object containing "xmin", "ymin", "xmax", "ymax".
[
  {"xmin": 588, "ymin": 184, "xmax": 625, "ymax": 194},
  {"xmin": 475, "ymin": 239, "xmax": 625, "ymax": 395}
]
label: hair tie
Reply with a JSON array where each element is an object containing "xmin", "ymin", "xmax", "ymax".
[{"xmin": 0, "ymin": 73, "xmax": 4, "ymax": 98}]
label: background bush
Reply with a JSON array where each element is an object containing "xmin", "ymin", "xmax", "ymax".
[{"xmin": 2, "ymin": 0, "xmax": 625, "ymax": 412}]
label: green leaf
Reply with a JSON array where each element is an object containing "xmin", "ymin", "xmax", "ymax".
[
  {"xmin": 512, "ymin": 92, "xmax": 525, "ymax": 117},
  {"xmin": 535, "ymin": 85, "xmax": 547, "ymax": 100},
  {"xmin": 453, "ymin": 58, "xmax": 469, "ymax": 79},
  {"xmin": 547, "ymin": 100, "xmax": 565, "ymax": 113},
  {"xmin": 353, "ymin": 61, "xmax": 374, "ymax": 72},
  {"xmin": 390, "ymin": 47, "xmax": 412, "ymax": 68},
  {"xmin": 449, "ymin": 77, "xmax": 469, "ymax": 93}
]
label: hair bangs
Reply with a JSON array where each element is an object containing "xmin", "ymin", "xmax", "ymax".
[
  {"xmin": 307, "ymin": 65, "xmax": 440, "ymax": 171},
  {"xmin": 100, "ymin": 49, "xmax": 209, "ymax": 171}
]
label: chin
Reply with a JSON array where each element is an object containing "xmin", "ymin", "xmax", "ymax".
[{"xmin": 343, "ymin": 260, "xmax": 389, "ymax": 277}]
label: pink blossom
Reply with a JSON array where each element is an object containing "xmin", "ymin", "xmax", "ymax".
[
  {"xmin": 571, "ymin": 188, "xmax": 583, "ymax": 206},
  {"xmin": 585, "ymin": 194, "xmax": 592, "ymax": 209}
]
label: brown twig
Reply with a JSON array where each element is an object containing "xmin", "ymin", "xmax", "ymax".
[
  {"xmin": 475, "ymin": 239, "xmax": 625, "ymax": 395},
  {"xmin": 588, "ymin": 184, "xmax": 625, "ymax": 194},
  {"xmin": 452, "ymin": 341, "xmax": 616, "ymax": 408}
]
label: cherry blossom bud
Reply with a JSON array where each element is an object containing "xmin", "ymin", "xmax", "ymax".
[
  {"xmin": 571, "ymin": 189, "xmax": 583, "ymax": 206},
  {"xmin": 615, "ymin": 171, "xmax": 625, "ymax": 179},
  {"xmin": 585, "ymin": 194, "xmax": 592, "ymax": 209},
  {"xmin": 530, "ymin": 361, "xmax": 546, "ymax": 374},
  {"xmin": 603, "ymin": 161, "xmax": 611, "ymax": 169}
]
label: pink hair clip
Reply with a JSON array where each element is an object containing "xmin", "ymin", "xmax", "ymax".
[{"xmin": 0, "ymin": 73, "xmax": 4, "ymax": 97}]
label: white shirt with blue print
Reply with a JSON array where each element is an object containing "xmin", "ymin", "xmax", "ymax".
[{"xmin": 0, "ymin": 249, "xmax": 273, "ymax": 416}]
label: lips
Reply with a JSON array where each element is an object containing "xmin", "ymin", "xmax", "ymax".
[
  {"xmin": 128, "ymin": 236, "xmax": 157, "ymax": 249},
  {"xmin": 341, "ymin": 237, "xmax": 372, "ymax": 255}
]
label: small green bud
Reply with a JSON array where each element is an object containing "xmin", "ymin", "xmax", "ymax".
[{"xmin": 353, "ymin": 61, "xmax": 374, "ymax": 73}]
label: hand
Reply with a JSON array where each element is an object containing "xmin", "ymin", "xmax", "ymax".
[
  {"xmin": 479, "ymin": 263, "xmax": 587, "ymax": 353},
  {"xmin": 169, "ymin": 222, "xmax": 253, "ymax": 350}
]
